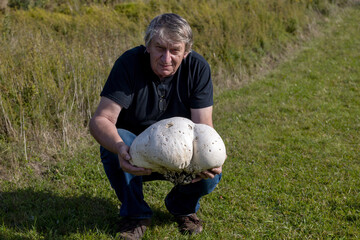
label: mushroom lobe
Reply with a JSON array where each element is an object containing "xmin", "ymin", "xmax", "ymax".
[{"xmin": 129, "ymin": 117, "xmax": 226, "ymax": 184}]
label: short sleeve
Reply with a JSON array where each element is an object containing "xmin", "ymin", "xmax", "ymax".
[
  {"xmin": 189, "ymin": 55, "xmax": 213, "ymax": 109},
  {"xmin": 100, "ymin": 54, "xmax": 134, "ymax": 109}
]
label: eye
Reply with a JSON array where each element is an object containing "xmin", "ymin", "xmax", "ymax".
[{"xmin": 171, "ymin": 49, "xmax": 180, "ymax": 54}]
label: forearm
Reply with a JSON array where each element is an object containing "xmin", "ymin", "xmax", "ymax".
[
  {"xmin": 89, "ymin": 116, "xmax": 124, "ymax": 154},
  {"xmin": 191, "ymin": 106, "xmax": 213, "ymax": 127}
]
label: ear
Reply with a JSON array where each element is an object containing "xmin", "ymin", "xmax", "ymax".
[{"xmin": 184, "ymin": 51, "xmax": 190, "ymax": 59}]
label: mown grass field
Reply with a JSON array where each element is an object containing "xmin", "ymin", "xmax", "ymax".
[
  {"xmin": 1, "ymin": 1, "xmax": 360, "ymax": 239},
  {"xmin": 212, "ymin": 5, "xmax": 360, "ymax": 238}
]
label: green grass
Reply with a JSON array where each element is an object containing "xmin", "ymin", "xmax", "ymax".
[
  {"xmin": 212, "ymin": 5, "xmax": 360, "ymax": 239},
  {"xmin": 0, "ymin": 0, "xmax": 343, "ymax": 165},
  {"xmin": 1, "ymin": 2, "xmax": 360, "ymax": 240}
]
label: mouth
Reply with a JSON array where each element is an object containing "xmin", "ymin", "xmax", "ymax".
[
  {"xmin": 159, "ymin": 62, "xmax": 172, "ymax": 67},
  {"xmin": 160, "ymin": 65, "xmax": 172, "ymax": 69}
]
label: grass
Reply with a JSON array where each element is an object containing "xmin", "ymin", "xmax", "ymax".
[
  {"xmin": 212, "ymin": 4, "xmax": 360, "ymax": 239},
  {"xmin": 1, "ymin": 1, "xmax": 360, "ymax": 239},
  {"xmin": 0, "ymin": 0, "xmax": 343, "ymax": 166}
]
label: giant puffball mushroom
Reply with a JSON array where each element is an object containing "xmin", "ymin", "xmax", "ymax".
[{"xmin": 129, "ymin": 117, "xmax": 226, "ymax": 184}]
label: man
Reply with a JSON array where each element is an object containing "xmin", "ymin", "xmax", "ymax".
[{"xmin": 89, "ymin": 13, "xmax": 222, "ymax": 239}]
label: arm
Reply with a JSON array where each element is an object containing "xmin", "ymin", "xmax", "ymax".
[
  {"xmin": 89, "ymin": 97, "xmax": 151, "ymax": 176},
  {"xmin": 191, "ymin": 106, "xmax": 213, "ymax": 127},
  {"xmin": 191, "ymin": 106, "xmax": 222, "ymax": 181}
]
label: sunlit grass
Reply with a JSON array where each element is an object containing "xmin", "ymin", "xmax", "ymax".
[
  {"xmin": 1, "ymin": 1, "xmax": 359, "ymax": 239},
  {"xmin": 0, "ymin": 0, "xmax": 340, "ymax": 167}
]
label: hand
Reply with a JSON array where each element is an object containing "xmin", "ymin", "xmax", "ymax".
[
  {"xmin": 192, "ymin": 166, "xmax": 222, "ymax": 183},
  {"xmin": 116, "ymin": 142, "xmax": 152, "ymax": 176}
]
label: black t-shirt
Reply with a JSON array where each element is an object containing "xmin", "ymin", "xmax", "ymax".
[{"xmin": 100, "ymin": 45, "xmax": 213, "ymax": 135}]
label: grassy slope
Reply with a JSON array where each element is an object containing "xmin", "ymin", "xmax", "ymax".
[
  {"xmin": 213, "ymin": 4, "xmax": 360, "ymax": 239},
  {"xmin": 1, "ymin": 3, "xmax": 360, "ymax": 240},
  {"xmin": 0, "ymin": 0, "xmax": 334, "ymax": 162}
]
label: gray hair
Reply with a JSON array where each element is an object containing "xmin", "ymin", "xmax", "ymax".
[{"xmin": 144, "ymin": 13, "xmax": 193, "ymax": 52}]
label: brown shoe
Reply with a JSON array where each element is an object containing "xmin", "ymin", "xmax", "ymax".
[
  {"xmin": 175, "ymin": 213, "xmax": 203, "ymax": 235},
  {"xmin": 116, "ymin": 217, "xmax": 151, "ymax": 240}
]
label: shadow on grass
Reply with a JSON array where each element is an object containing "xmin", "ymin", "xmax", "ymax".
[{"xmin": 0, "ymin": 188, "xmax": 173, "ymax": 237}]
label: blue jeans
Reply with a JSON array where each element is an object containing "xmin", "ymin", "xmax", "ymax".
[{"xmin": 100, "ymin": 129, "xmax": 222, "ymax": 219}]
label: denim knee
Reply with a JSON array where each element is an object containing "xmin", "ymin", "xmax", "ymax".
[{"xmin": 100, "ymin": 129, "xmax": 153, "ymax": 219}]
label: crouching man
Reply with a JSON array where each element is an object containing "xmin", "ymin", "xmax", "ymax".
[{"xmin": 89, "ymin": 13, "xmax": 222, "ymax": 239}]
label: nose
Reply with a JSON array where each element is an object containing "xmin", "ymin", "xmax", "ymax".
[{"xmin": 161, "ymin": 50, "xmax": 171, "ymax": 64}]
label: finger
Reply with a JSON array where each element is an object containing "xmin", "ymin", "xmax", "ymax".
[
  {"xmin": 209, "ymin": 166, "xmax": 222, "ymax": 175},
  {"xmin": 198, "ymin": 172, "xmax": 208, "ymax": 179},
  {"xmin": 126, "ymin": 166, "xmax": 152, "ymax": 176},
  {"xmin": 118, "ymin": 147, "xmax": 131, "ymax": 161},
  {"xmin": 199, "ymin": 171, "xmax": 215, "ymax": 179},
  {"xmin": 120, "ymin": 152, "xmax": 131, "ymax": 161},
  {"xmin": 209, "ymin": 169, "xmax": 220, "ymax": 175},
  {"xmin": 204, "ymin": 171, "xmax": 215, "ymax": 179},
  {"xmin": 191, "ymin": 177, "xmax": 202, "ymax": 183},
  {"xmin": 129, "ymin": 168, "xmax": 152, "ymax": 176},
  {"xmin": 117, "ymin": 142, "xmax": 131, "ymax": 160},
  {"xmin": 119, "ymin": 159, "xmax": 152, "ymax": 175}
]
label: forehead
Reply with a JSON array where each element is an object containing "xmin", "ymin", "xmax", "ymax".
[{"xmin": 152, "ymin": 35, "xmax": 185, "ymax": 48}]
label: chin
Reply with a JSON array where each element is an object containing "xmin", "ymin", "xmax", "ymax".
[{"xmin": 159, "ymin": 71, "xmax": 173, "ymax": 78}]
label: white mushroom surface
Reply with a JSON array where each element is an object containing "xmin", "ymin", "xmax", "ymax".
[{"xmin": 129, "ymin": 117, "xmax": 226, "ymax": 184}]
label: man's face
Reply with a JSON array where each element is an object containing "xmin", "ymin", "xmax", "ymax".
[{"xmin": 147, "ymin": 35, "xmax": 189, "ymax": 79}]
